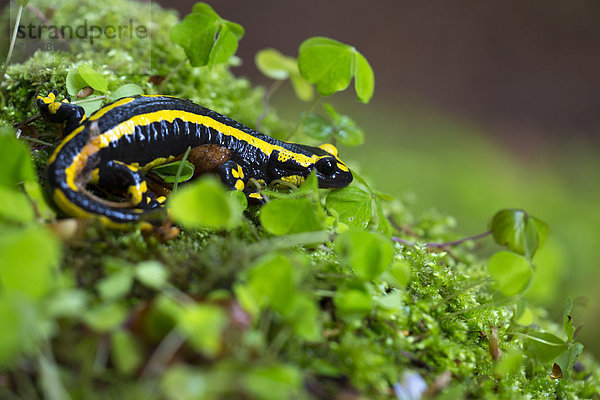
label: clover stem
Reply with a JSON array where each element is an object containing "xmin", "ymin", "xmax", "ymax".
[
  {"xmin": 287, "ymin": 94, "xmax": 321, "ymax": 141},
  {"xmin": 392, "ymin": 230, "xmax": 492, "ymax": 248},
  {"xmin": 157, "ymin": 60, "xmax": 186, "ymax": 94},
  {"xmin": 256, "ymin": 79, "xmax": 282, "ymax": 130},
  {"xmin": 0, "ymin": 4, "xmax": 24, "ymax": 94},
  {"xmin": 172, "ymin": 146, "xmax": 191, "ymax": 193}
]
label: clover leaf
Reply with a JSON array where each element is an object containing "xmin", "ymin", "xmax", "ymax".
[
  {"xmin": 170, "ymin": 2, "xmax": 244, "ymax": 68},
  {"xmin": 298, "ymin": 37, "xmax": 374, "ymax": 103}
]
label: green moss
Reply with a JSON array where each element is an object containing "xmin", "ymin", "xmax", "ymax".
[{"xmin": 0, "ymin": 0, "xmax": 599, "ymax": 399}]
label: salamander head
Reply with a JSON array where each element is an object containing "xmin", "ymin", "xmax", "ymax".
[
  {"xmin": 36, "ymin": 91, "xmax": 85, "ymax": 124},
  {"xmin": 312, "ymin": 144, "xmax": 353, "ymax": 188},
  {"xmin": 273, "ymin": 143, "xmax": 353, "ymax": 189}
]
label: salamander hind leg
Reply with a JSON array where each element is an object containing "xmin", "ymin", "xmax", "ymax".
[{"xmin": 94, "ymin": 160, "xmax": 161, "ymax": 209}]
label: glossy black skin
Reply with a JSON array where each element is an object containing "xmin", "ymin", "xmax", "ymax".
[{"xmin": 38, "ymin": 94, "xmax": 353, "ymax": 224}]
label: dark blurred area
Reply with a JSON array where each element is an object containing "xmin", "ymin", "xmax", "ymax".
[{"xmin": 161, "ymin": 0, "xmax": 600, "ymax": 144}]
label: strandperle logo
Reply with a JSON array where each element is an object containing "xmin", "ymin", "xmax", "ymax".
[{"xmin": 17, "ymin": 19, "xmax": 148, "ymax": 45}]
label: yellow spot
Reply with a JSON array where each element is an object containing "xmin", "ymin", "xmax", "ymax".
[
  {"xmin": 90, "ymin": 168, "xmax": 100, "ymax": 184},
  {"xmin": 89, "ymin": 97, "xmax": 135, "ymax": 121},
  {"xmin": 127, "ymin": 180, "xmax": 148, "ymax": 205},
  {"xmin": 156, "ymin": 196, "xmax": 167, "ymax": 204},
  {"xmin": 249, "ymin": 192, "xmax": 263, "ymax": 200},
  {"xmin": 319, "ymin": 143, "xmax": 338, "ymax": 157},
  {"xmin": 231, "ymin": 168, "xmax": 239, "ymax": 179},
  {"xmin": 37, "ymin": 93, "xmax": 54, "ymax": 104},
  {"xmin": 237, "ymin": 165, "xmax": 244, "ymax": 178},
  {"xmin": 235, "ymin": 179, "xmax": 245, "ymax": 191},
  {"xmin": 114, "ymin": 161, "xmax": 139, "ymax": 172},
  {"xmin": 281, "ymin": 175, "xmax": 305, "ymax": 185},
  {"xmin": 48, "ymin": 102, "xmax": 61, "ymax": 114},
  {"xmin": 337, "ymin": 162, "xmax": 349, "ymax": 172}
]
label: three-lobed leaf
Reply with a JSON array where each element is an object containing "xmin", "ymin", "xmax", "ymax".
[
  {"xmin": 490, "ymin": 209, "xmax": 548, "ymax": 259},
  {"xmin": 170, "ymin": 2, "xmax": 244, "ymax": 68},
  {"xmin": 298, "ymin": 37, "xmax": 374, "ymax": 103}
]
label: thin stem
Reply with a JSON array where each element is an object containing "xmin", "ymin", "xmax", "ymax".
[
  {"xmin": 509, "ymin": 332, "xmax": 566, "ymax": 346},
  {"xmin": 26, "ymin": 4, "xmax": 65, "ymax": 41},
  {"xmin": 71, "ymin": 95, "xmax": 108, "ymax": 104},
  {"xmin": 19, "ymin": 136, "xmax": 55, "ymax": 147},
  {"xmin": 286, "ymin": 94, "xmax": 321, "ymax": 141},
  {"xmin": 13, "ymin": 113, "xmax": 41, "ymax": 129},
  {"xmin": 140, "ymin": 328, "xmax": 186, "ymax": 378},
  {"xmin": 392, "ymin": 230, "xmax": 492, "ymax": 248},
  {"xmin": 157, "ymin": 60, "xmax": 186, "ymax": 94},
  {"xmin": 172, "ymin": 145, "xmax": 191, "ymax": 193},
  {"xmin": 0, "ymin": 5, "xmax": 24, "ymax": 91},
  {"xmin": 425, "ymin": 230, "xmax": 492, "ymax": 248},
  {"xmin": 256, "ymin": 79, "xmax": 282, "ymax": 130}
]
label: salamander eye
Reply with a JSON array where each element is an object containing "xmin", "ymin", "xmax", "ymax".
[{"xmin": 316, "ymin": 157, "xmax": 337, "ymax": 176}]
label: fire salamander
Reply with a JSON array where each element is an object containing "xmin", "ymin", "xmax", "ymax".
[{"xmin": 37, "ymin": 92, "xmax": 353, "ymax": 227}]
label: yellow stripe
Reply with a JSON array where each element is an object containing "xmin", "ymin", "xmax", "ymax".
[
  {"xmin": 337, "ymin": 162, "xmax": 349, "ymax": 172},
  {"xmin": 48, "ymin": 125, "xmax": 85, "ymax": 164},
  {"xmin": 64, "ymin": 140, "xmax": 100, "ymax": 191},
  {"xmin": 141, "ymin": 94, "xmax": 177, "ymax": 98},
  {"xmin": 53, "ymin": 189, "xmax": 94, "ymax": 218},
  {"xmin": 60, "ymin": 108, "xmax": 341, "ymax": 197},
  {"xmin": 95, "ymin": 110, "xmax": 320, "ymax": 167},
  {"xmin": 89, "ymin": 97, "xmax": 135, "ymax": 121}
]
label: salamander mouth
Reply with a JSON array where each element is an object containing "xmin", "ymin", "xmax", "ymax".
[{"xmin": 316, "ymin": 169, "xmax": 353, "ymax": 188}]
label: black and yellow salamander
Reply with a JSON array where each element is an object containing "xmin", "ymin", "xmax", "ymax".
[{"xmin": 37, "ymin": 92, "xmax": 353, "ymax": 226}]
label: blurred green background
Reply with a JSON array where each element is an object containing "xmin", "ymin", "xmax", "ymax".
[{"xmin": 156, "ymin": 0, "xmax": 600, "ymax": 354}]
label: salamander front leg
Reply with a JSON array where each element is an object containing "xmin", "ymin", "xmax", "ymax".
[
  {"xmin": 37, "ymin": 91, "xmax": 86, "ymax": 134},
  {"xmin": 216, "ymin": 160, "xmax": 246, "ymax": 192},
  {"xmin": 92, "ymin": 160, "xmax": 163, "ymax": 209}
]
